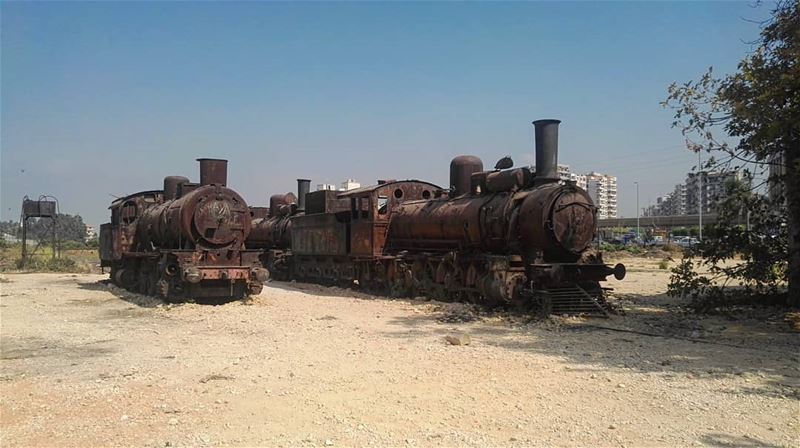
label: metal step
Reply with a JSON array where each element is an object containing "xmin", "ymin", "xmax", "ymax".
[{"xmin": 535, "ymin": 285, "xmax": 611, "ymax": 317}]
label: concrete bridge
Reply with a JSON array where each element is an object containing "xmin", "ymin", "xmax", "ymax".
[{"xmin": 597, "ymin": 213, "xmax": 741, "ymax": 229}]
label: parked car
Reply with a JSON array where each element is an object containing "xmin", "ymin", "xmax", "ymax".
[{"xmin": 675, "ymin": 237, "xmax": 699, "ymax": 248}]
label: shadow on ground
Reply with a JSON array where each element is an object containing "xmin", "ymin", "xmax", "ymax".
[
  {"xmin": 381, "ymin": 291, "xmax": 800, "ymax": 401},
  {"xmin": 700, "ymin": 433, "xmax": 784, "ymax": 448},
  {"xmin": 77, "ymin": 279, "xmax": 244, "ymax": 308}
]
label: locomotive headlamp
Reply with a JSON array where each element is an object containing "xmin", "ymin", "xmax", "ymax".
[
  {"xmin": 184, "ymin": 267, "xmax": 202, "ymax": 283},
  {"xmin": 252, "ymin": 268, "xmax": 270, "ymax": 283}
]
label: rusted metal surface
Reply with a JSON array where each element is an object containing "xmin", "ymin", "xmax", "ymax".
[
  {"xmin": 449, "ymin": 155, "xmax": 483, "ymax": 196},
  {"xmin": 249, "ymin": 206, "xmax": 269, "ymax": 220},
  {"xmin": 249, "ymin": 215, "xmax": 292, "ymax": 249},
  {"xmin": 305, "ymin": 190, "xmax": 349, "ymax": 214},
  {"xmin": 100, "ymin": 191, "xmax": 163, "ymax": 267},
  {"xmin": 197, "ymin": 158, "xmax": 228, "ymax": 186},
  {"xmin": 22, "ymin": 199, "xmax": 57, "ymax": 218},
  {"xmin": 179, "ymin": 182, "xmax": 200, "ymax": 196},
  {"xmin": 138, "ymin": 184, "xmax": 251, "ymax": 249},
  {"xmin": 291, "ymin": 213, "xmax": 348, "ymax": 256},
  {"xmin": 337, "ymin": 180, "xmax": 442, "ymax": 257},
  {"xmin": 387, "ymin": 195, "xmax": 491, "ymax": 251},
  {"xmin": 484, "ymin": 168, "xmax": 531, "ymax": 193},
  {"xmin": 268, "ymin": 193, "xmax": 296, "ymax": 217},
  {"xmin": 163, "ymin": 176, "xmax": 189, "ymax": 201},
  {"xmin": 517, "ymin": 182, "xmax": 596, "ymax": 258}
]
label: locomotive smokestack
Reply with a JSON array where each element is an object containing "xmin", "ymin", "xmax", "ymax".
[
  {"xmin": 163, "ymin": 176, "xmax": 190, "ymax": 200},
  {"xmin": 532, "ymin": 119, "xmax": 561, "ymax": 185},
  {"xmin": 197, "ymin": 158, "xmax": 228, "ymax": 186},
  {"xmin": 297, "ymin": 179, "xmax": 311, "ymax": 211}
]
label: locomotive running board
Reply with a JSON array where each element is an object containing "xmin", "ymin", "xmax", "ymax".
[{"xmin": 535, "ymin": 286, "xmax": 611, "ymax": 317}]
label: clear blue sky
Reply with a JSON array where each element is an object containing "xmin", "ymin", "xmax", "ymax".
[{"xmin": 1, "ymin": 1, "xmax": 770, "ymax": 226}]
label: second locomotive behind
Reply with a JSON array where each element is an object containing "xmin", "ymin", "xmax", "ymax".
[{"xmin": 253, "ymin": 119, "xmax": 625, "ymax": 314}]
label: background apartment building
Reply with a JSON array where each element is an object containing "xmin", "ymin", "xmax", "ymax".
[
  {"xmin": 556, "ymin": 165, "xmax": 587, "ymax": 189},
  {"xmin": 685, "ymin": 170, "xmax": 743, "ymax": 214},
  {"xmin": 647, "ymin": 184, "xmax": 687, "ymax": 216},
  {"xmin": 552, "ymin": 164, "xmax": 617, "ymax": 218},
  {"xmin": 585, "ymin": 172, "xmax": 618, "ymax": 219},
  {"xmin": 645, "ymin": 169, "xmax": 750, "ymax": 217},
  {"xmin": 316, "ymin": 179, "xmax": 362, "ymax": 192}
]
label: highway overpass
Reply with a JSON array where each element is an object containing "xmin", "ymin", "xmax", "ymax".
[{"xmin": 597, "ymin": 213, "xmax": 743, "ymax": 229}]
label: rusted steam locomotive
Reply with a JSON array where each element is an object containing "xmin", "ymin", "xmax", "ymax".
[
  {"xmin": 252, "ymin": 120, "xmax": 625, "ymax": 314},
  {"xmin": 100, "ymin": 159, "xmax": 268, "ymax": 301}
]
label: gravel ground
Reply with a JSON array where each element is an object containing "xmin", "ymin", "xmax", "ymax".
[{"xmin": 0, "ymin": 259, "xmax": 798, "ymax": 447}]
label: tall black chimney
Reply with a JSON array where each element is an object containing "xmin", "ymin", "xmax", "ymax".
[
  {"xmin": 533, "ymin": 119, "xmax": 561, "ymax": 185},
  {"xmin": 297, "ymin": 179, "xmax": 311, "ymax": 211}
]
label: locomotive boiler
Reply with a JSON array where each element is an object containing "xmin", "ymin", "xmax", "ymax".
[
  {"xmin": 99, "ymin": 159, "xmax": 268, "ymax": 301},
  {"xmin": 246, "ymin": 181, "xmax": 306, "ymax": 279},
  {"xmin": 274, "ymin": 119, "xmax": 625, "ymax": 315},
  {"xmin": 385, "ymin": 120, "xmax": 626, "ymax": 311}
]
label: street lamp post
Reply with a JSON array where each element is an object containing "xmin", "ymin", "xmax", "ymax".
[
  {"xmin": 635, "ymin": 181, "xmax": 640, "ymax": 242},
  {"xmin": 698, "ymin": 150, "xmax": 703, "ymax": 241}
]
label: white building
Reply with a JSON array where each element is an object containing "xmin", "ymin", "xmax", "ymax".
[
  {"xmin": 340, "ymin": 179, "xmax": 361, "ymax": 191},
  {"xmin": 585, "ymin": 172, "xmax": 618, "ymax": 219},
  {"xmin": 317, "ymin": 183, "xmax": 336, "ymax": 191},
  {"xmin": 85, "ymin": 225, "xmax": 96, "ymax": 240},
  {"xmin": 555, "ymin": 164, "xmax": 587, "ymax": 189},
  {"xmin": 544, "ymin": 164, "xmax": 615, "ymax": 218}
]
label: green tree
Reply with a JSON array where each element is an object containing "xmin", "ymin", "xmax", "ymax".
[
  {"xmin": 663, "ymin": 1, "xmax": 797, "ymax": 305},
  {"xmin": 26, "ymin": 214, "xmax": 87, "ymax": 243},
  {"xmin": 0, "ymin": 220, "xmax": 20, "ymax": 238}
]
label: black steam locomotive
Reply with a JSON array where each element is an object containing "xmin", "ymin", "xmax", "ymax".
[{"xmin": 99, "ymin": 159, "xmax": 268, "ymax": 301}]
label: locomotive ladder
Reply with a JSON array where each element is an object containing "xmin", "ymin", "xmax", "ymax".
[{"xmin": 536, "ymin": 285, "xmax": 611, "ymax": 317}]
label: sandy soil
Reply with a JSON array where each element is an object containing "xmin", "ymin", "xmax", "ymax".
[{"xmin": 1, "ymin": 258, "xmax": 798, "ymax": 447}]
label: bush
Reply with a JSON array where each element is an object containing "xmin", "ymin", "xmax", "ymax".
[
  {"xmin": 598, "ymin": 242, "xmax": 616, "ymax": 252},
  {"xmin": 15, "ymin": 257, "xmax": 79, "ymax": 273},
  {"xmin": 624, "ymin": 245, "xmax": 643, "ymax": 255},
  {"xmin": 661, "ymin": 242, "xmax": 680, "ymax": 253},
  {"xmin": 667, "ymin": 188, "xmax": 788, "ymax": 310},
  {"xmin": 60, "ymin": 240, "xmax": 87, "ymax": 250},
  {"xmin": 658, "ymin": 259, "xmax": 669, "ymax": 270}
]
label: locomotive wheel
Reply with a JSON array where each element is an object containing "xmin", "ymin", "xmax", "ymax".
[
  {"xmin": 428, "ymin": 264, "xmax": 448, "ymax": 302},
  {"xmin": 136, "ymin": 264, "xmax": 158, "ymax": 297},
  {"xmin": 156, "ymin": 277, "xmax": 176, "ymax": 302},
  {"xmin": 437, "ymin": 260, "xmax": 462, "ymax": 302},
  {"xmin": 409, "ymin": 261, "xmax": 426, "ymax": 298},
  {"xmin": 136, "ymin": 267, "xmax": 148, "ymax": 295},
  {"xmin": 443, "ymin": 271, "xmax": 460, "ymax": 301},
  {"xmin": 464, "ymin": 291, "xmax": 482, "ymax": 303}
]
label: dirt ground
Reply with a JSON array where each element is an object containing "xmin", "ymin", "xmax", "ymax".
[{"xmin": 1, "ymin": 258, "xmax": 798, "ymax": 447}]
